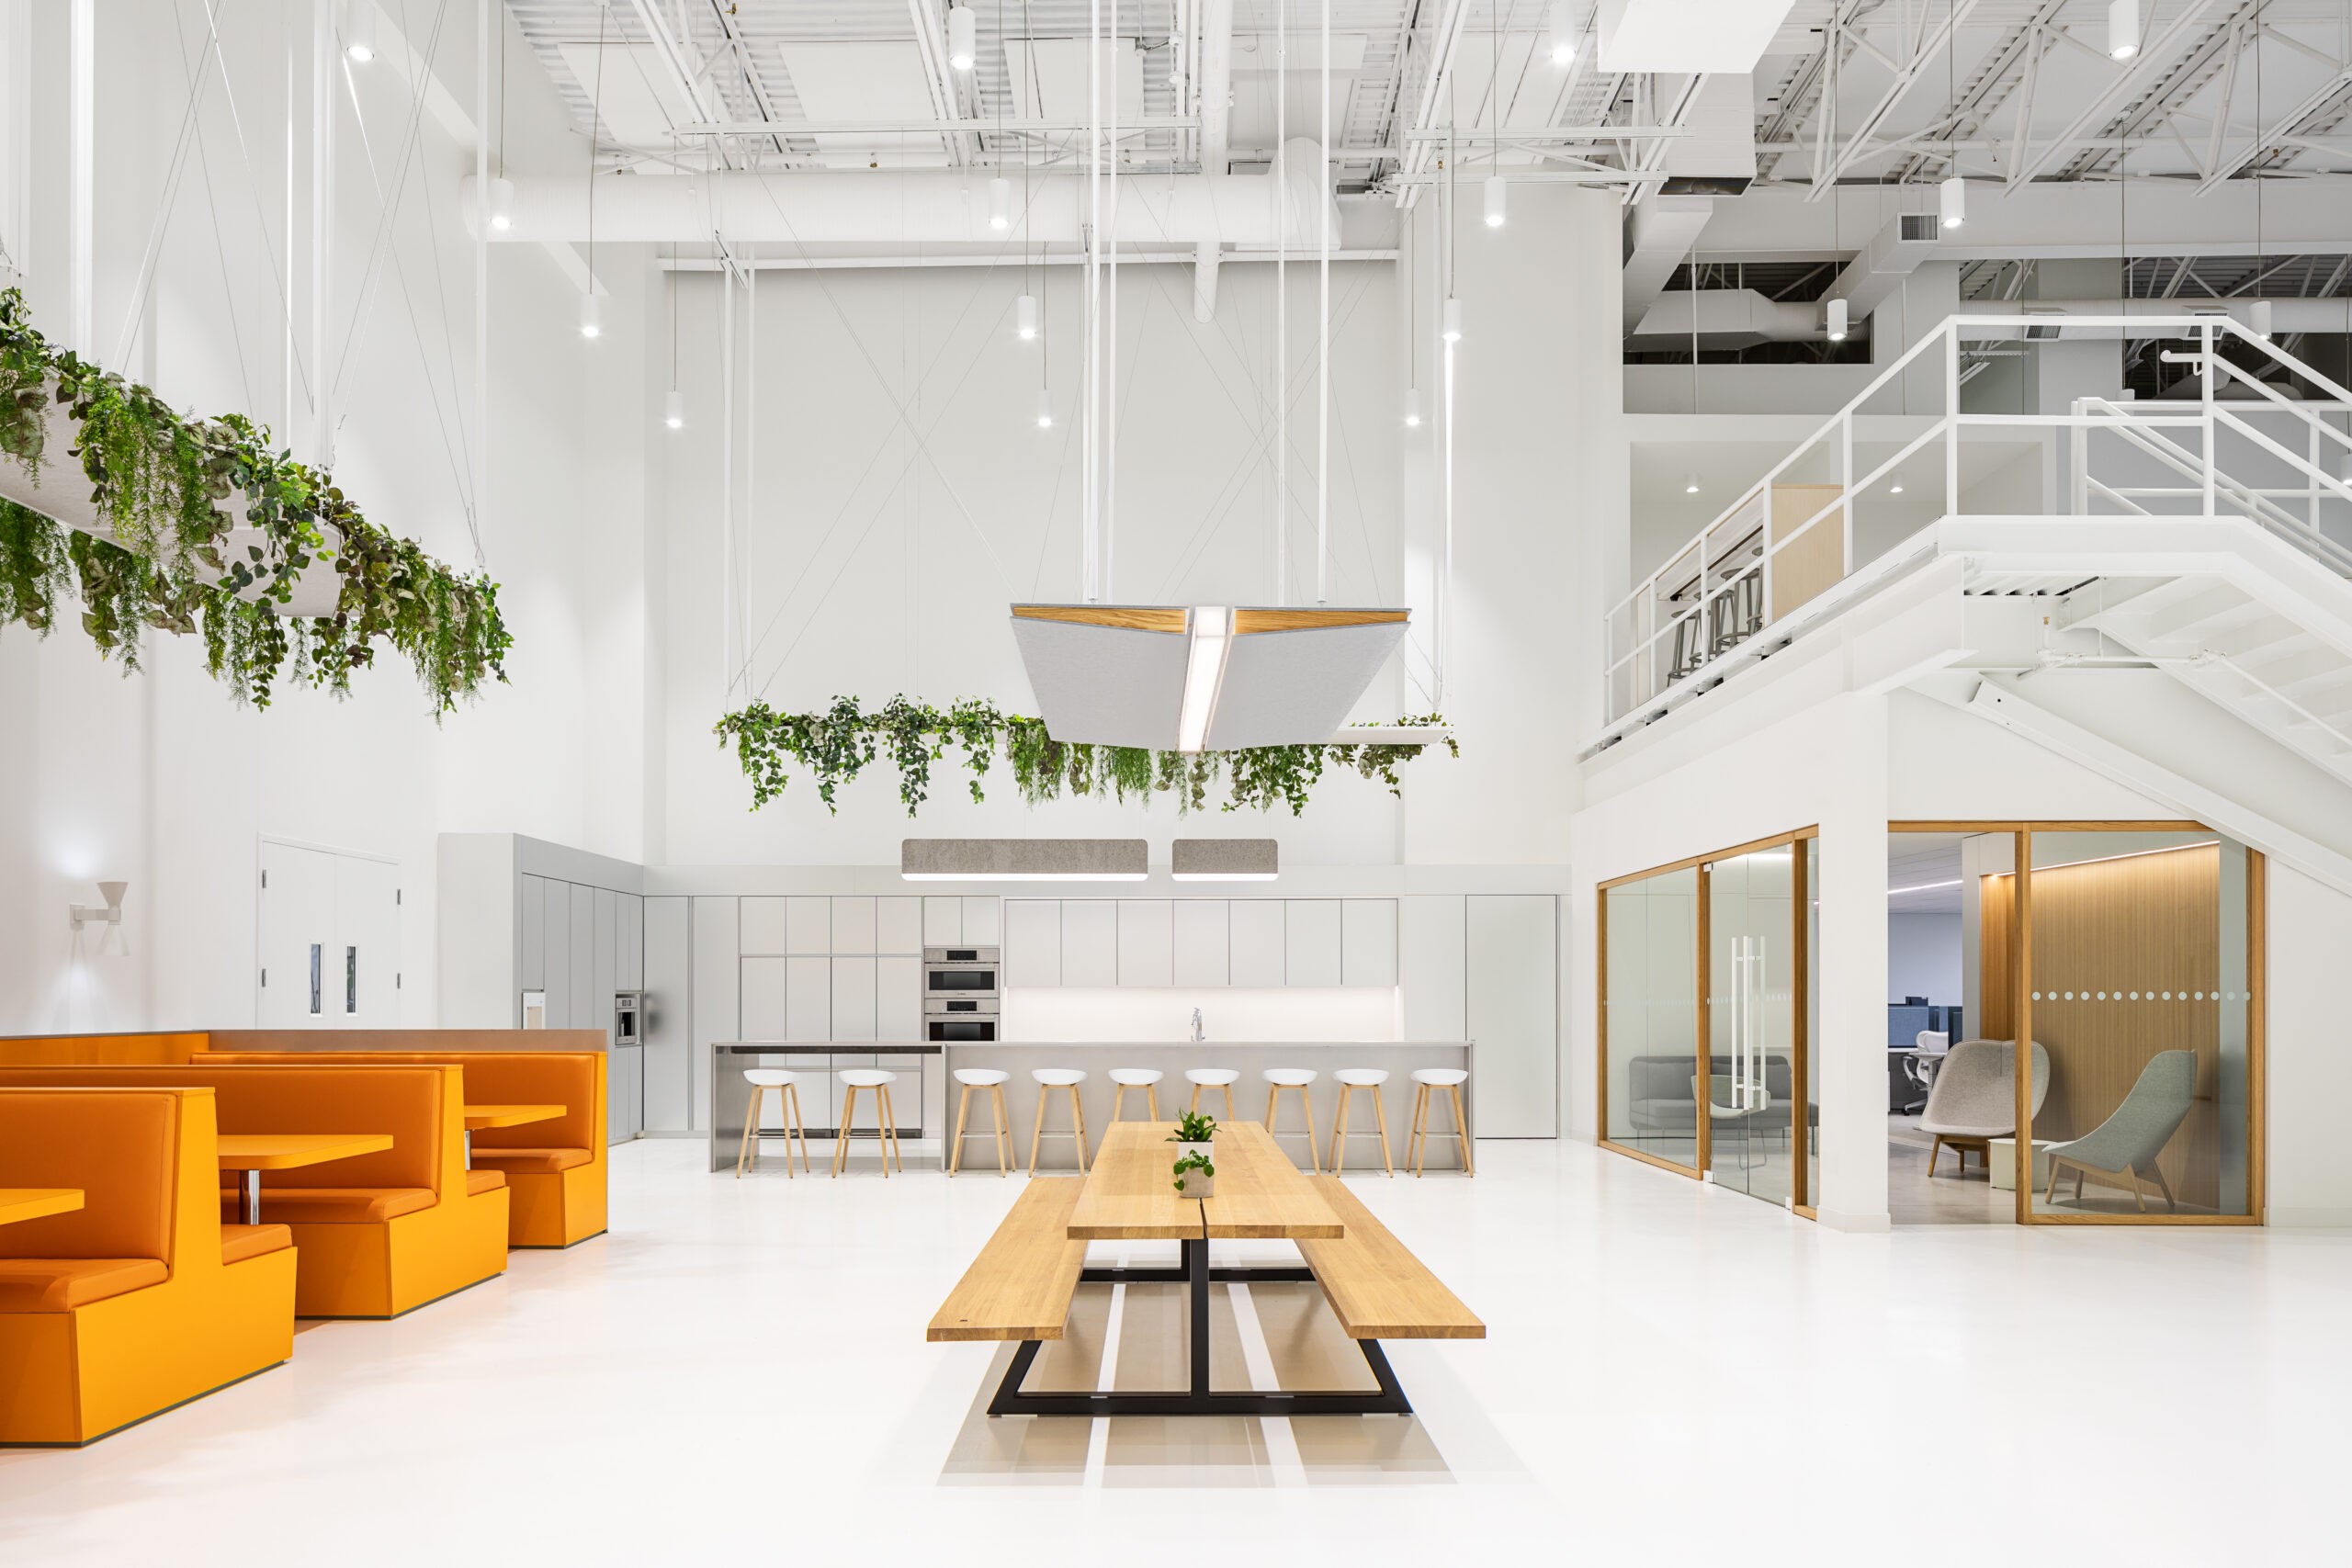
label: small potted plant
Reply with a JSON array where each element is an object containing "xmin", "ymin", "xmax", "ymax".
[{"xmin": 1169, "ymin": 1110, "xmax": 1217, "ymax": 1197}]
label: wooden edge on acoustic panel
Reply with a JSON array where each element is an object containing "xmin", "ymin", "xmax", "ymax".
[
  {"xmin": 1011, "ymin": 604, "xmax": 1189, "ymax": 633},
  {"xmin": 1232, "ymin": 608, "xmax": 1409, "ymax": 634}
]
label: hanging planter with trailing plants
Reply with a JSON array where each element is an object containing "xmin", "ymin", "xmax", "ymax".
[
  {"xmin": 0, "ymin": 288, "xmax": 511, "ymax": 713},
  {"xmin": 712, "ymin": 695, "xmax": 1455, "ymax": 818}
]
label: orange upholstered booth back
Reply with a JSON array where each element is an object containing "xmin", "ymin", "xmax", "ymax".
[
  {"xmin": 0, "ymin": 1066, "xmax": 453, "ymax": 1194},
  {"xmin": 0, "ymin": 1032, "xmax": 209, "ymax": 1065},
  {"xmin": 209, "ymin": 1051, "xmax": 605, "ymax": 1154},
  {"xmin": 0, "ymin": 1089, "xmax": 186, "ymax": 1266}
]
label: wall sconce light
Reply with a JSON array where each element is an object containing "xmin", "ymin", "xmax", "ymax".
[{"xmin": 69, "ymin": 881, "xmax": 129, "ymax": 950}]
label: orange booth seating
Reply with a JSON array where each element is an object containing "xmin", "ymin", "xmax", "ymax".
[
  {"xmin": 0, "ymin": 1088, "xmax": 297, "ymax": 1446},
  {"xmin": 208, "ymin": 1051, "xmax": 607, "ymax": 1248},
  {"xmin": 0, "ymin": 1066, "xmax": 506, "ymax": 1320}
]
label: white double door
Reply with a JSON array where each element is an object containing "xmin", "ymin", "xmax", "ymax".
[{"xmin": 256, "ymin": 841, "xmax": 401, "ymax": 1028}]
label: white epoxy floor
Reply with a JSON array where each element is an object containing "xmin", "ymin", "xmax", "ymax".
[{"xmin": 5, "ymin": 1136, "xmax": 2347, "ymax": 1564}]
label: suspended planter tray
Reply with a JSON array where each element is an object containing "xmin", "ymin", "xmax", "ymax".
[
  {"xmin": 3, "ymin": 384, "xmax": 343, "ymax": 616},
  {"xmin": 1010, "ymin": 604, "xmax": 1408, "ymax": 751}
]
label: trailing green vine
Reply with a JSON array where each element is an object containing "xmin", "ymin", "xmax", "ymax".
[
  {"xmin": 0, "ymin": 288, "xmax": 511, "ymax": 713},
  {"xmin": 714, "ymin": 698, "xmax": 1455, "ymax": 817}
]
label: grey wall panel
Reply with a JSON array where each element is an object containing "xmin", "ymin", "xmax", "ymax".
[
  {"xmin": 1467, "ymin": 895, "xmax": 1559, "ymax": 1137},
  {"xmin": 689, "ymin": 897, "xmax": 740, "ymax": 1132},
  {"xmin": 642, "ymin": 897, "xmax": 693, "ymax": 1133}
]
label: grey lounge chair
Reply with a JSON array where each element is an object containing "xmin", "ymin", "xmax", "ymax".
[
  {"xmin": 2044, "ymin": 1050, "xmax": 2199, "ymax": 1213},
  {"xmin": 1917, "ymin": 1039, "xmax": 2051, "ymax": 1177}
]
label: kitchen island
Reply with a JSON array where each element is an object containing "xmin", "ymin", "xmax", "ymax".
[{"xmin": 708, "ymin": 1042, "xmax": 941, "ymax": 1173}]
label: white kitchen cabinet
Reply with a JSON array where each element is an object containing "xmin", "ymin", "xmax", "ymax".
[
  {"xmin": 1117, "ymin": 900, "xmax": 1174, "ymax": 987},
  {"xmin": 876, "ymin": 954, "xmax": 922, "ymax": 1041},
  {"xmin": 831, "ymin": 956, "xmax": 878, "ymax": 1040},
  {"xmin": 784, "ymin": 896, "xmax": 831, "ymax": 954},
  {"xmin": 593, "ymin": 888, "xmax": 619, "ymax": 1042},
  {"xmin": 1283, "ymin": 899, "xmax": 1343, "ymax": 987},
  {"xmin": 518, "ymin": 875, "xmax": 547, "ymax": 993},
  {"xmin": 688, "ymin": 897, "xmax": 739, "ymax": 1130},
  {"xmin": 1171, "ymin": 900, "xmax": 1229, "ymax": 987},
  {"xmin": 1467, "ymin": 895, "xmax": 1559, "ymax": 1137},
  {"xmin": 570, "ymin": 886, "xmax": 596, "ymax": 1035},
  {"xmin": 922, "ymin": 897, "xmax": 962, "ymax": 946},
  {"xmin": 961, "ymin": 897, "xmax": 1001, "ymax": 945},
  {"xmin": 1400, "ymin": 896, "xmax": 1467, "ymax": 1040},
  {"xmin": 641, "ymin": 897, "xmax": 692, "ymax": 1133},
  {"xmin": 1059, "ymin": 900, "xmax": 1118, "ymax": 987},
  {"xmin": 1004, "ymin": 900, "xmax": 1060, "ymax": 986},
  {"xmin": 740, "ymin": 956, "xmax": 792, "ymax": 1040},
  {"xmin": 543, "ymin": 884, "xmax": 573, "ymax": 1027},
  {"xmin": 619, "ymin": 895, "xmax": 643, "ymax": 990},
  {"xmin": 738, "ymin": 897, "xmax": 791, "ymax": 955},
  {"xmin": 1228, "ymin": 901, "xmax": 1286, "ymax": 987},
  {"xmin": 1341, "ymin": 899, "xmax": 1398, "ymax": 987},
  {"xmin": 831, "ymin": 897, "xmax": 876, "ymax": 955},
  {"xmin": 876, "ymin": 897, "xmax": 922, "ymax": 954},
  {"xmin": 784, "ymin": 954, "xmax": 831, "ymax": 1040}
]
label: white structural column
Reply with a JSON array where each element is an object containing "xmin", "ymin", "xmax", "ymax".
[
  {"xmin": 311, "ymin": 0, "xmax": 334, "ymax": 465},
  {"xmin": 1192, "ymin": 0, "xmax": 1232, "ymax": 320},
  {"xmin": 1811, "ymin": 693, "xmax": 1894, "ymax": 1232},
  {"xmin": 67, "ymin": 0, "xmax": 93, "ymax": 354}
]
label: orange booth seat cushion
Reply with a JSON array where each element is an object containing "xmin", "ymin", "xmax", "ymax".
[
  {"xmin": 464, "ymin": 1169, "xmax": 508, "ymax": 1197},
  {"xmin": 217, "ymin": 1187, "xmax": 435, "ymax": 1224},
  {"xmin": 467, "ymin": 1146, "xmax": 593, "ymax": 1176},
  {"xmin": 220, "ymin": 1224, "xmax": 293, "ymax": 1266},
  {"xmin": 0, "ymin": 1258, "xmax": 172, "ymax": 1313}
]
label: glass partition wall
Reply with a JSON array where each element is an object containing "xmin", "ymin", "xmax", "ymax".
[{"xmin": 1600, "ymin": 829, "xmax": 1819, "ymax": 1213}]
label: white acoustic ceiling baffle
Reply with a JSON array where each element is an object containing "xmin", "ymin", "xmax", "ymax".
[
  {"xmin": 1009, "ymin": 605, "xmax": 1409, "ymax": 751},
  {"xmin": 1597, "ymin": 0, "xmax": 1797, "ymax": 73},
  {"xmin": 901, "ymin": 839, "xmax": 1148, "ymax": 881},
  {"xmin": 1171, "ymin": 840, "xmax": 1278, "ymax": 882}
]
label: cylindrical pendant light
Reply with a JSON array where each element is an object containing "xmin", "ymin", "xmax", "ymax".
[
  {"xmin": 1548, "ymin": 1, "xmax": 1576, "ymax": 65},
  {"xmin": 579, "ymin": 293, "xmax": 602, "ymax": 340},
  {"xmin": 488, "ymin": 177, "xmax": 515, "ymax": 231},
  {"xmin": 1939, "ymin": 175, "xmax": 1966, "ymax": 229},
  {"xmin": 1684, "ymin": 471, "xmax": 1701, "ymax": 494},
  {"xmin": 988, "ymin": 176, "xmax": 1011, "ymax": 231},
  {"xmin": 2108, "ymin": 0, "xmax": 2141, "ymax": 60},
  {"xmin": 1015, "ymin": 293, "xmax": 1037, "ymax": 341},
  {"xmin": 2250, "ymin": 299, "xmax": 2273, "ymax": 339},
  {"xmin": 664, "ymin": 389, "xmax": 684, "ymax": 430},
  {"xmin": 1404, "ymin": 388, "xmax": 1421, "ymax": 427},
  {"xmin": 1442, "ymin": 297, "xmax": 1462, "ymax": 344},
  {"xmin": 1826, "ymin": 297, "xmax": 1849, "ymax": 342},
  {"xmin": 1035, "ymin": 389, "xmax": 1054, "ymax": 428},
  {"xmin": 948, "ymin": 5, "xmax": 976, "ymax": 71},
  {"xmin": 345, "ymin": 2, "xmax": 376, "ymax": 62},
  {"xmin": 1483, "ymin": 175, "xmax": 1507, "ymax": 228}
]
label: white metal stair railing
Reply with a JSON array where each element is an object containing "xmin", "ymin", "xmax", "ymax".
[{"xmin": 1595, "ymin": 312, "xmax": 2352, "ymax": 753}]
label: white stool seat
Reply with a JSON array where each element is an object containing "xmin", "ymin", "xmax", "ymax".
[
  {"xmin": 1109, "ymin": 1068, "xmax": 1163, "ymax": 1086},
  {"xmin": 841, "ymin": 1068, "xmax": 897, "ymax": 1089},
  {"xmin": 1412, "ymin": 1067, "xmax": 1470, "ymax": 1087},
  {"xmin": 1032, "ymin": 1068, "xmax": 1087, "ymax": 1088},
  {"xmin": 1335, "ymin": 1067, "xmax": 1389, "ymax": 1087},
  {"xmin": 1185, "ymin": 1068, "xmax": 1240, "ymax": 1086},
  {"xmin": 954, "ymin": 1067, "xmax": 1011, "ymax": 1087},
  {"xmin": 1263, "ymin": 1067, "xmax": 1318, "ymax": 1088},
  {"xmin": 743, "ymin": 1068, "xmax": 796, "ymax": 1087}
]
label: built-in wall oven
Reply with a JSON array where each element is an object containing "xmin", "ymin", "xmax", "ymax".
[
  {"xmin": 925, "ymin": 998, "xmax": 1000, "ymax": 1043},
  {"xmin": 924, "ymin": 946, "xmax": 1000, "ymax": 997}
]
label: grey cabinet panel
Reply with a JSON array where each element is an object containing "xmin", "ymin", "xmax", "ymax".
[
  {"xmin": 1341, "ymin": 899, "xmax": 1399, "ymax": 987},
  {"xmin": 1117, "ymin": 900, "xmax": 1174, "ymax": 987},
  {"xmin": 1400, "ymin": 896, "xmax": 1467, "ymax": 1041},
  {"xmin": 1059, "ymin": 901, "xmax": 1118, "ymax": 987},
  {"xmin": 641, "ymin": 897, "xmax": 693, "ymax": 1133},
  {"xmin": 923, "ymin": 897, "xmax": 962, "ymax": 946},
  {"xmin": 1228, "ymin": 901, "xmax": 1286, "ymax": 987},
  {"xmin": 570, "ymin": 885, "xmax": 595, "ymax": 1037},
  {"xmin": 620, "ymin": 895, "xmax": 643, "ymax": 990},
  {"xmin": 688, "ymin": 897, "xmax": 739, "ymax": 1131},
  {"xmin": 1172, "ymin": 900, "xmax": 1229, "ymax": 987},
  {"xmin": 961, "ymin": 897, "xmax": 1001, "ymax": 945},
  {"xmin": 1004, "ymin": 900, "xmax": 1059, "ymax": 986},
  {"xmin": 784, "ymin": 897, "xmax": 831, "ymax": 954},
  {"xmin": 784, "ymin": 954, "xmax": 831, "ymax": 1040},
  {"xmin": 594, "ymin": 889, "xmax": 619, "ymax": 1043},
  {"xmin": 876, "ymin": 954, "xmax": 922, "ymax": 1041},
  {"xmin": 518, "ymin": 875, "xmax": 547, "ymax": 994},
  {"xmin": 876, "ymin": 897, "xmax": 922, "ymax": 954},
  {"xmin": 831, "ymin": 897, "xmax": 876, "ymax": 955},
  {"xmin": 831, "ymin": 956, "xmax": 879, "ymax": 1040},
  {"xmin": 609, "ymin": 1046, "xmax": 642, "ymax": 1143},
  {"xmin": 1467, "ymin": 895, "xmax": 1559, "ymax": 1137},
  {"xmin": 1283, "ymin": 900, "xmax": 1343, "ymax": 987},
  {"xmin": 739, "ymin": 897, "xmax": 792, "ymax": 955},
  {"xmin": 544, "ymin": 885, "xmax": 573, "ymax": 1028},
  {"xmin": 741, "ymin": 956, "xmax": 792, "ymax": 1040}
]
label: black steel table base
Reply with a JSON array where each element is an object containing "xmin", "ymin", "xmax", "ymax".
[{"xmin": 986, "ymin": 1238, "xmax": 1412, "ymax": 1418}]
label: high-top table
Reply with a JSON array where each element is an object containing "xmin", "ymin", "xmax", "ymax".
[{"xmin": 989, "ymin": 1120, "xmax": 1411, "ymax": 1419}]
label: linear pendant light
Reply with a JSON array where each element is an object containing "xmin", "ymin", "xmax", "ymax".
[
  {"xmin": 901, "ymin": 839, "xmax": 1147, "ymax": 881},
  {"xmin": 1171, "ymin": 839, "xmax": 1279, "ymax": 882}
]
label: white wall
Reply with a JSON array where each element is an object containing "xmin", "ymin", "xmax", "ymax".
[{"xmin": 1887, "ymin": 913, "xmax": 1961, "ymax": 1005}]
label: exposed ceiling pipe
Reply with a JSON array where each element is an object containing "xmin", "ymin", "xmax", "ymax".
[
  {"xmin": 1193, "ymin": 0, "xmax": 1235, "ymax": 321},
  {"xmin": 1390, "ymin": 0, "xmax": 1475, "ymax": 210},
  {"xmin": 1629, "ymin": 291, "xmax": 2352, "ymax": 346},
  {"xmin": 463, "ymin": 171, "xmax": 1337, "ymax": 248}
]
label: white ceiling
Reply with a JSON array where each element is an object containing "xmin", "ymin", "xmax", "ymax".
[{"xmin": 1889, "ymin": 831, "xmax": 1968, "ymax": 914}]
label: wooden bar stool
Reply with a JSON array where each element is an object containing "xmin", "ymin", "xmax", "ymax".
[
  {"xmin": 1329, "ymin": 1068, "xmax": 1395, "ymax": 1175},
  {"xmin": 833, "ymin": 1069, "xmax": 903, "ymax": 1178},
  {"xmin": 1027, "ymin": 1068, "xmax": 1090, "ymax": 1175},
  {"xmin": 737, "ymin": 1068, "xmax": 810, "ymax": 1178},
  {"xmin": 949, "ymin": 1067, "xmax": 1012, "ymax": 1177},
  {"xmin": 1262, "ymin": 1067, "xmax": 1321, "ymax": 1173},
  {"xmin": 1408, "ymin": 1068, "xmax": 1474, "ymax": 1177},
  {"xmin": 1108, "ymin": 1068, "xmax": 1163, "ymax": 1122},
  {"xmin": 1184, "ymin": 1067, "xmax": 1239, "ymax": 1120}
]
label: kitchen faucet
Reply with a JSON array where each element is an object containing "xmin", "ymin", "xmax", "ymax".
[{"xmin": 1191, "ymin": 1007, "xmax": 1204, "ymax": 1043}]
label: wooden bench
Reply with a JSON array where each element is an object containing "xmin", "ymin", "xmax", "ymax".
[
  {"xmin": 1295, "ymin": 1176, "xmax": 1485, "ymax": 1341},
  {"xmin": 926, "ymin": 1179, "xmax": 1088, "ymax": 1343}
]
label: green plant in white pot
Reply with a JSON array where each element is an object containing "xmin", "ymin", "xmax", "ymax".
[{"xmin": 1169, "ymin": 1109, "xmax": 1217, "ymax": 1197}]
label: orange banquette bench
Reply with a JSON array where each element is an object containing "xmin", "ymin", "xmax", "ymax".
[
  {"xmin": 208, "ymin": 1050, "xmax": 608, "ymax": 1248},
  {"xmin": 0, "ymin": 1087, "xmax": 297, "ymax": 1446},
  {"xmin": 0, "ymin": 1066, "xmax": 506, "ymax": 1320}
]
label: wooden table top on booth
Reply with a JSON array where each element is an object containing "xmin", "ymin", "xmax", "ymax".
[
  {"xmin": 1066, "ymin": 1121, "xmax": 1343, "ymax": 1242},
  {"xmin": 463, "ymin": 1103, "xmax": 565, "ymax": 1131},
  {"xmin": 215, "ymin": 1134, "xmax": 394, "ymax": 1170},
  {"xmin": 0, "ymin": 1188, "xmax": 85, "ymax": 1226}
]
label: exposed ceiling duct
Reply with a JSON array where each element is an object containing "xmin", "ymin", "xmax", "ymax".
[
  {"xmin": 1193, "ymin": 0, "xmax": 1236, "ymax": 321},
  {"xmin": 1622, "ymin": 195, "xmax": 1716, "ymax": 333},
  {"xmin": 1598, "ymin": 0, "xmax": 1798, "ymax": 74},
  {"xmin": 1631, "ymin": 290, "xmax": 2352, "ymax": 348},
  {"xmin": 1627, "ymin": 288, "xmax": 1817, "ymax": 349},
  {"xmin": 1818, "ymin": 211, "xmax": 1943, "ymax": 326}
]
